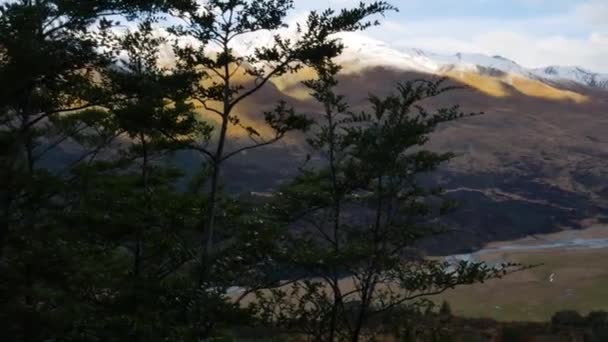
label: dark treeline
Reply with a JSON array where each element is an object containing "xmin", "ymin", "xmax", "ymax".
[
  {"xmin": 380, "ymin": 305, "xmax": 608, "ymax": 342},
  {"xmin": 0, "ymin": 1, "xmax": 521, "ymax": 341}
]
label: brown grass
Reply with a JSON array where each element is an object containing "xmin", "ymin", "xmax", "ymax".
[{"xmin": 432, "ymin": 228, "xmax": 608, "ymax": 322}]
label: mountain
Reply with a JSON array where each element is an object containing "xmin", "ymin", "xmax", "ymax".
[
  {"xmin": 333, "ymin": 32, "xmax": 608, "ymax": 91},
  {"xmin": 209, "ymin": 38, "xmax": 608, "ymax": 254},
  {"xmin": 45, "ymin": 35, "xmax": 608, "ymax": 254},
  {"xmin": 531, "ymin": 66, "xmax": 608, "ymax": 89}
]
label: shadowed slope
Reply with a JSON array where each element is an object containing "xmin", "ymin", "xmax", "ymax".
[{"xmin": 216, "ymin": 65, "xmax": 608, "ymax": 253}]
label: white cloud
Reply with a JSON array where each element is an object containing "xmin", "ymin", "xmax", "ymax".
[
  {"xmin": 164, "ymin": 1, "xmax": 608, "ymax": 73},
  {"xmin": 347, "ymin": 7, "xmax": 608, "ymax": 73},
  {"xmin": 590, "ymin": 32, "xmax": 608, "ymax": 44},
  {"xmin": 576, "ymin": 0, "xmax": 608, "ymax": 28},
  {"xmin": 383, "ymin": 29, "xmax": 608, "ymax": 72}
]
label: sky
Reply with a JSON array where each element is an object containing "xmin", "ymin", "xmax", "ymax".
[
  {"xmin": 2, "ymin": 0, "xmax": 605, "ymax": 72},
  {"xmin": 293, "ymin": 0, "xmax": 608, "ymax": 73}
]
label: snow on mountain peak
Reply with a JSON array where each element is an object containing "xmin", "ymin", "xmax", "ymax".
[
  {"xmin": 335, "ymin": 33, "xmax": 608, "ymax": 90},
  {"xmin": 530, "ymin": 66, "xmax": 608, "ymax": 89}
]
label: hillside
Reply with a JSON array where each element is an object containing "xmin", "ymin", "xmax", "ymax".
[{"xmin": 210, "ymin": 60, "xmax": 608, "ymax": 254}]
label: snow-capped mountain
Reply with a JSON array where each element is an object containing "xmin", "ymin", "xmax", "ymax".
[
  {"xmin": 531, "ymin": 66, "xmax": 608, "ymax": 89},
  {"xmin": 335, "ymin": 32, "xmax": 608, "ymax": 91}
]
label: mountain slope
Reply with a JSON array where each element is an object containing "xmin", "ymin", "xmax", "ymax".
[
  {"xmin": 46, "ymin": 34, "xmax": 608, "ymax": 254},
  {"xmin": 333, "ymin": 32, "xmax": 608, "ymax": 91},
  {"xmin": 531, "ymin": 66, "xmax": 608, "ymax": 89},
  {"xmin": 216, "ymin": 63, "xmax": 608, "ymax": 254}
]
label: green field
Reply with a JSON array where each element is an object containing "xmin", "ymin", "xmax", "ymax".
[{"xmin": 433, "ymin": 247, "xmax": 608, "ymax": 322}]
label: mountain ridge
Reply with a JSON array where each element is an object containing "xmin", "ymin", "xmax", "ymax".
[{"xmin": 333, "ymin": 32, "xmax": 608, "ymax": 91}]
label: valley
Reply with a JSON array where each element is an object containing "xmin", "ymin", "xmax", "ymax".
[{"xmin": 436, "ymin": 225, "xmax": 608, "ymax": 322}]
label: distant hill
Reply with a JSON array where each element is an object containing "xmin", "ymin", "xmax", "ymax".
[
  {"xmin": 43, "ymin": 43, "xmax": 608, "ymax": 254},
  {"xmin": 210, "ymin": 52, "xmax": 608, "ymax": 254}
]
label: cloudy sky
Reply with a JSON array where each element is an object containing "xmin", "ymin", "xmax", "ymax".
[{"xmin": 294, "ymin": 0, "xmax": 608, "ymax": 72}]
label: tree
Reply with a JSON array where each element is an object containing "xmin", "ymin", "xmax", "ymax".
[
  {"xmin": 253, "ymin": 58, "xmax": 522, "ymax": 341},
  {"xmin": 552, "ymin": 310, "xmax": 585, "ymax": 327},
  {"xmin": 0, "ymin": 1, "xmax": 399, "ymax": 339},
  {"xmin": 0, "ymin": 0, "xmax": 198, "ymax": 261},
  {"xmin": 0, "ymin": 1, "xmax": 122, "ymax": 339},
  {"xmin": 163, "ymin": 0, "xmax": 397, "ymax": 287},
  {"xmin": 0, "ymin": 1, "xmax": 197, "ymax": 340},
  {"xmin": 587, "ymin": 311, "xmax": 608, "ymax": 328},
  {"xmin": 0, "ymin": 0, "xmax": 109, "ymax": 257},
  {"xmin": 0, "ymin": 1, "xmax": 525, "ymax": 340},
  {"xmin": 92, "ymin": 19, "xmax": 278, "ymax": 339},
  {"xmin": 70, "ymin": 19, "xmax": 206, "ymax": 340}
]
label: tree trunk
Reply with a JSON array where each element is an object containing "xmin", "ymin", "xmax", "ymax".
[
  {"xmin": 132, "ymin": 133, "xmax": 149, "ymax": 342},
  {"xmin": 199, "ymin": 157, "xmax": 221, "ymax": 285},
  {"xmin": 327, "ymin": 102, "xmax": 343, "ymax": 342},
  {"xmin": 199, "ymin": 44, "xmax": 231, "ymax": 285},
  {"xmin": 0, "ymin": 198, "xmax": 9, "ymax": 258},
  {"xmin": 0, "ymin": 150, "xmax": 16, "ymax": 258}
]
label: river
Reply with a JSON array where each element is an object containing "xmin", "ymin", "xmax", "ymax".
[{"xmin": 446, "ymin": 225, "xmax": 608, "ymax": 264}]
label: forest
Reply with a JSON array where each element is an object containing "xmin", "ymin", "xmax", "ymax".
[{"xmin": 4, "ymin": 1, "xmax": 601, "ymax": 341}]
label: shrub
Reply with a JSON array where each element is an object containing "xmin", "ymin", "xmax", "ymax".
[
  {"xmin": 440, "ymin": 301, "xmax": 453, "ymax": 317},
  {"xmin": 587, "ymin": 311, "xmax": 608, "ymax": 327},
  {"xmin": 551, "ymin": 310, "xmax": 585, "ymax": 327}
]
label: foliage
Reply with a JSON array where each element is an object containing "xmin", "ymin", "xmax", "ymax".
[
  {"xmin": 552, "ymin": 310, "xmax": 586, "ymax": 327},
  {"xmin": 586, "ymin": 311, "xmax": 608, "ymax": 328},
  {"xmin": 251, "ymin": 58, "xmax": 522, "ymax": 341},
  {"xmin": 162, "ymin": 0, "xmax": 397, "ymax": 291},
  {"xmin": 0, "ymin": 1, "xmax": 401, "ymax": 340},
  {"xmin": 0, "ymin": 1, "xmax": 528, "ymax": 341},
  {"xmin": 0, "ymin": 1, "xmax": 126, "ymax": 340}
]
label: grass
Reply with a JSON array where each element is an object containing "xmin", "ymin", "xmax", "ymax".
[{"xmin": 431, "ymin": 248, "xmax": 608, "ymax": 322}]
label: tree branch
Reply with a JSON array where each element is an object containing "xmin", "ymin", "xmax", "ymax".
[
  {"xmin": 22, "ymin": 103, "xmax": 100, "ymax": 133},
  {"xmin": 194, "ymin": 97, "xmax": 223, "ymax": 117},
  {"xmin": 221, "ymin": 132, "xmax": 284, "ymax": 161},
  {"xmin": 157, "ymin": 128, "xmax": 214, "ymax": 161},
  {"xmin": 228, "ymin": 59, "xmax": 291, "ymax": 112}
]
